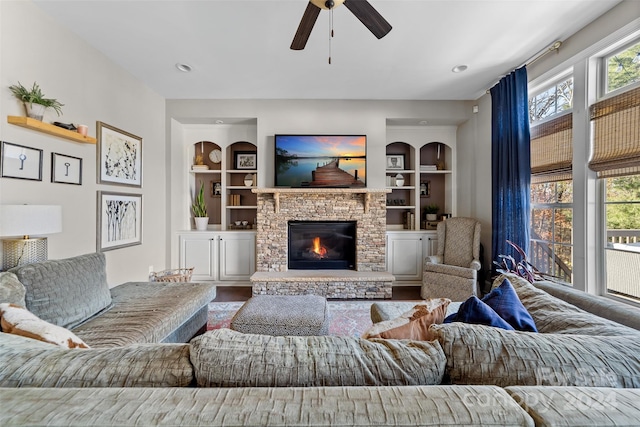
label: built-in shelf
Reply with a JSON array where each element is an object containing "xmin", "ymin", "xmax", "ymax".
[{"xmin": 7, "ymin": 116, "xmax": 97, "ymax": 144}]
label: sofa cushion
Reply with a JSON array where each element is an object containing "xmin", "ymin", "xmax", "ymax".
[
  {"xmin": 190, "ymin": 329, "xmax": 446, "ymax": 387},
  {"xmin": 430, "ymin": 322, "xmax": 640, "ymax": 387},
  {"xmin": 0, "ymin": 272, "xmax": 26, "ymax": 307},
  {"xmin": 506, "ymin": 386, "xmax": 640, "ymax": 427},
  {"xmin": 483, "ymin": 277, "xmax": 537, "ymax": 332},
  {"xmin": 0, "ymin": 386, "xmax": 535, "ymax": 427},
  {"xmin": 71, "ymin": 281, "xmax": 217, "ymax": 348},
  {"xmin": 0, "ymin": 303, "xmax": 89, "ymax": 348},
  {"xmin": 499, "ymin": 273, "xmax": 638, "ymax": 336},
  {"xmin": 363, "ymin": 298, "xmax": 450, "ymax": 340},
  {"xmin": 9, "ymin": 253, "xmax": 112, "ymax": 329},
  {"xmin": 0, "ymin": 332, "xmax": 193, "ymax": 387},
  {"xmin": 444, "ymin": 296, "xmax": 515, "ymax": 330}
]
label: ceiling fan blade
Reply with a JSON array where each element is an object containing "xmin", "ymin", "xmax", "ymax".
[
  {"xmin": 344, "ymin": 0, "xmax": 392, "ymax": 39},
  {"xmin": 291, "ymin": 2, "xmax": 321, "ymax": 50}
]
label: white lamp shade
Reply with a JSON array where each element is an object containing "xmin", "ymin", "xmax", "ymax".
[{"xmin": 0, "ymin": 205, "xmax": 62, "ymax": 237}]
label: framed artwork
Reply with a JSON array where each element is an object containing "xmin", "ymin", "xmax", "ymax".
[
  {"xmin": 97, "ymin": 121, "xmax": 142, "ymax": 187},
  {"xmin": 51, "ymin": 152, "xmax": 82, "ymax": 185},
  {"xmin": 1, "ymin": 141, "xmax": 43, "ymax": 181},
  {"xmin": 234, "ymin": 151, "xmax": 257, "ymax": 170},
  {"xmin": 386, "ymin": 154, "xmax": 405, "ymax": 170},
  {"xmin": 97, "ymin": 191, "xmax": 143, "ymax": 252},
  {"xmin": 420, "ymin": 181, "xmax": 431, "ymax": 197}
]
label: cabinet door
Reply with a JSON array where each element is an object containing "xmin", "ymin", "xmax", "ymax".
[
  {"xmin": 386, "ymin": 233, "xmax": 424, "ymax": 282},
  {"xmin": 179, "ymin": 234, "xmax": 218, "ymax": 281},
  {"xmin": 423, "ymin": 233, "xmax": 438, "ymax": 257},
  {"xmin": 219, "ymin": 232, "xmax": 256, "ymax": 281}
]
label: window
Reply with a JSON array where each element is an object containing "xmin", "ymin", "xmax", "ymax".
[
  {"xmin": 529, "ymin": 76, "xmax": 573, "ymax": 122},
  {"xmin": 529, "ymin": 75, "xmax": 574, "ymax": 283},
  {"xmin": 530, "ymin": 180, "xmax": 573, "ymax": 283},
  {"xmin": 591, "ymin": 36, "xmax": 640, "ymax": 302},
  {"xmin": 605, "ymin": 40, "xmax": 640, "ymax": 94},
  {"xmin": 604, "ymin": 175, "xmax": 640, "ymax": 300}
]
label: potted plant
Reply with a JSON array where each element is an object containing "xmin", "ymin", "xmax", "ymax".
[
  {"xmin": 8, "ymin": 81, "xmax": 64, "ymax": 121},
  {"xmin": 192, "ymin": 181, "xmax": 209, "ymax": 231},
  {"xmin": 424, "ymin": 204, "xmax": 439, "ymax": 221}
]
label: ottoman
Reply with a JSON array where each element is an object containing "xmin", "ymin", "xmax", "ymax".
[{"xmin": 230, "ymin": 295, "xmax": 329, "ymax": 336}]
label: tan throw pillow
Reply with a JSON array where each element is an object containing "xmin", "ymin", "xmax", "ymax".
[
  {"xmin": 363, "ymin": 298, "xmax": 451, "ymax": 341},
  {"xmin": 0, "ymin": 303, "xmax": 89, "ymax": 349}
]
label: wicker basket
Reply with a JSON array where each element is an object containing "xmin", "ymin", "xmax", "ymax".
[{"xmin": 149, "ymin": 267, "xmax": 194, "ymax": 283}]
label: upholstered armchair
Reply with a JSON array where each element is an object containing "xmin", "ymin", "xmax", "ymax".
[{"xmin": 422, "ymin": 217, "xmax": 481, "ymax": 301}]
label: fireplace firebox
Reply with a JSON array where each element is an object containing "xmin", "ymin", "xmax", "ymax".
[{"xmin": 288, "ymin": 221, "xmax": 356, "ymax": 270}]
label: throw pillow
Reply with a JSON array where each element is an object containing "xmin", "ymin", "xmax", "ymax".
[
  {"xmin": 0, "ymin": 272, "xmax": 26, "ymax": 308},
  {"xmin": 444, "ymin": 296, "xmax": 514, "ymax": 331},
  {"xmin": 482, "ymin": 278, "xmax": 537, "ymax": 332},
  {"xmin": 363, "ymin": 298, "xmax": 451, "ymax": 340},
  {"xmin": 0, "ymin": 303, "xmax": 89, "ymax": 348},
  {"xmin": 9, "ymin": 253, "xmax": 113, "ymax": 329}
]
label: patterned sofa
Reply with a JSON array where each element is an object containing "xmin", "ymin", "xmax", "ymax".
[{"xmin": 2, "ymin": 264, "xmax": 640, "ymax": 426}]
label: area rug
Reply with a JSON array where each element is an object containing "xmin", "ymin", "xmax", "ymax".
[{"xmin": 207, "ymin": 300, "xmax": 379, "ymax": 337}]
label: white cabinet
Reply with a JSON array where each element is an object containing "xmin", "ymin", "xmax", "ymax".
[
  {"xmin": 179, "ymin": 231, "xmax": 256, "ymax": 283},
  {"xmin": 386, "ymin": 231, "xmax": 437, "ymax": 283},
  {"xmin": 219, "ymin": 232, "xmax": 256, "ymax": 281}
]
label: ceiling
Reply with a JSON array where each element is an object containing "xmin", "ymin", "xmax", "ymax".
[{"xmin": 33, "ymin": 0, "xmax": 621, "ymax": 101}]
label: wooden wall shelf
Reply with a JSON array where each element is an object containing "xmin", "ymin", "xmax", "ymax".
[{"xmin": 7, "ymin": 116, "xmax": 96, "ymax": 144}]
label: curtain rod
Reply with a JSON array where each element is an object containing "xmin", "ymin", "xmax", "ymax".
[{"xmin": 486, "ymin": 40, "xmax": 563, "ymax": 94}]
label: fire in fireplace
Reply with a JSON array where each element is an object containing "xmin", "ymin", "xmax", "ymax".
[{"xmin": 288, "ymin": 221, "xmax": 356, "ymax": 270}]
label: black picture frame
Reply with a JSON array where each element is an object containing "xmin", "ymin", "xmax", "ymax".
[
  {"xmin": 0, "ymin": 141, "xmax": 43, "ymax": 181},
  {"xmin": 234, "ymin": 151, "xmax": 257, "ymax": 170},
  {"xmin": 386, "ymin": 154, "xmax": 405, "ymax": 170},
  {"xmin": 51, "ymin": 152, "xmax": 82, "ymax": 185}
]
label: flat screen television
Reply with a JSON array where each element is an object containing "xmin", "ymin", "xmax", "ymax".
[{"xmin": 274, "ymin": 135, "xmax": 366, "ymax": 188}]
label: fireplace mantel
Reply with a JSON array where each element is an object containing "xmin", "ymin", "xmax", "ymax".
[{"xmin": 252, "ymin": 188, "xmax": 390, "ymax": 213}]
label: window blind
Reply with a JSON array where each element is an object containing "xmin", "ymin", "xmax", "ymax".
[
  {"xmin": 530, "ymin": 112, "xmax": 573, "ymax": 183},
  {"xmin": 589, "ymin": 86, "xmax": 640, "ymax": 178}
]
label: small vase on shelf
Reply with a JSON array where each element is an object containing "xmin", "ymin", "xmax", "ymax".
[{"xmin": 194, "ymin": 217, "xmax": 209, "ymax": 231}]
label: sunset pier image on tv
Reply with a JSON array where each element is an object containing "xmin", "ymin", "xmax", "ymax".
[{"xmin": 275, "ymin": 135, "xmax": 366, "ymax": 188}]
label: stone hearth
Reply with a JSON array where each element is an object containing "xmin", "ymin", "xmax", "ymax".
[{"xmin": 251, "ymin": 188, "xmax": 394, "ymax": 299}]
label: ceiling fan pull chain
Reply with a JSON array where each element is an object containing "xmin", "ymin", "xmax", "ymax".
[{"xmin": 328, "ymin": 7, "xmax": 334, "ymax": 64}]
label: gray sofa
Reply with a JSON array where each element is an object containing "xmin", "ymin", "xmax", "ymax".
[
  {"xmin": 2, "ymin": 264, "xmax": 640, "ymax": 426},
  {"xmin": 5, "ymin": 252, "xmax": 218, "ymax": 347}
]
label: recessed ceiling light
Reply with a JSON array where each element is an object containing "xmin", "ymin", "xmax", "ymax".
[
  {"xmin": 419, "ymin": 120, "xmax": 428, "ymax": 125},
  {"xmin": 215, "ymin": 120, "xmax": 224, "ymax": 124},
  {"xmin": 452, "ymin": 65, "xmax": 468, "ymax": 73},
  {"xmin": 175, "ymin": 63, "xmax": 192, "ymax": 73}
]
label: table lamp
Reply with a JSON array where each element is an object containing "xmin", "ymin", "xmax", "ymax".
[{"xmin": 0, "ymin": 205, "xmax": 62, "ymax": 270}]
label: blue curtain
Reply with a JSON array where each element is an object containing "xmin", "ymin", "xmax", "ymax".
[{"xmin": 490, "ymin": 66, "xmax": 531, "ymax": 268}]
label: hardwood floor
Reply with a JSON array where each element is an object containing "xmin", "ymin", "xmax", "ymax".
[{"xmin": 213, "ymin": 286, "xmax": 422, "ymax": 302}]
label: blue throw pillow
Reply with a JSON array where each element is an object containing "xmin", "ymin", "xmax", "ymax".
[
  {"xmin": 445, "ymin": 296, "xmax": 514, "ymax": 330},
  {"xmin": 482, "ymin": 278, "xmax": 538, "ymax": 332}
]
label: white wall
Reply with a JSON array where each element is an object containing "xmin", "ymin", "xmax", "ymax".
[{"xmin": 0, "ymin": 1, "xmax": 167, "ymax": 286}]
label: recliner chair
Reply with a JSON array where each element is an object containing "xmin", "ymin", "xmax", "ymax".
[{"xmin": 422, "ymin": 217, "xmax": 481, "ymax": 301}]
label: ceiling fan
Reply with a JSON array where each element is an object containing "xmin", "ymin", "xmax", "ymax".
[{"xmin": 291, "ymin": 0, "xmax": 392, "ymax": 51}]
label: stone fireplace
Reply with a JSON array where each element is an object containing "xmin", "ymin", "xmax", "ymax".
[{"xmin": 250, "ymin": 188, "xmax": 393, "ymax": 299}]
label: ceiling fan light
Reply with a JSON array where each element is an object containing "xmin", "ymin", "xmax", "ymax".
[{"xmin": 310, "ymin": 0, "xmax": 345, "ymax": 10}]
